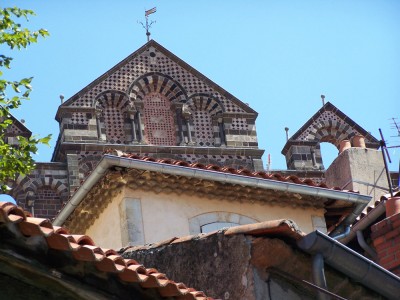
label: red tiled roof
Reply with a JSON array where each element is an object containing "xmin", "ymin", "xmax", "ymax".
[
  {"xmin": 0, "ymin": 201, "xmax": 215, "ymax": 300},
  {"xmin": 353, "ymin": 190, "xmax": 400, "ymax": 226},
  {"xmin": 122, "ymin": 219, "xmax": 305, "ymax": 254},
  {"xmin": 107, "ymin": 150, "xmax": 358, "ymax": 193}
]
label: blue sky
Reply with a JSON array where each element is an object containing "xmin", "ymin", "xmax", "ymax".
[{"xmin": 2, "ymin": 0, "xmax": 400, "ymax": 171}]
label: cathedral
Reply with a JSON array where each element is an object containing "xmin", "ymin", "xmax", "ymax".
[
  {"xmin": 5, "ymin": 39, "xmax": 390, "ymax": 222},
  {"xmin": 2, "ymin": 39, "xmax": 400, "ymax": 299}
]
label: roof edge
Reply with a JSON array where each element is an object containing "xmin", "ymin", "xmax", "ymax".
[{"xmin": 53, "ymin": 154, "xmax": 372, "ymax": 226}]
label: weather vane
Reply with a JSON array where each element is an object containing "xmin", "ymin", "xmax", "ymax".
[{"xmin": 139, "ymin": 7, "xmax": 157, "ymax": 42}]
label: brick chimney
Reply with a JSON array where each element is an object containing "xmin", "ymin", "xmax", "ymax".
[{"xmin": 371, "ymin": 195, "xmax": 400, "ymax": 276}]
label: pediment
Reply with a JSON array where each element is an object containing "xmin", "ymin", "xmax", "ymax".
[
  {"xmin": 282, "ymin": 102, "xmax": 380, "ymax": 154},
  {"xmin": 56, "ymin": 40, "xmax": 256, "ymax": 121}
]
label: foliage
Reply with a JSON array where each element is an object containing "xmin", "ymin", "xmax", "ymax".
[{"xmin": 0, "ymin": 7, "xmax": 50, "ymax": 192}]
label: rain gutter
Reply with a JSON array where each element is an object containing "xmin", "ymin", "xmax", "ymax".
[
  {"xmin": 53, "ymin": 155, "xmax": 371, "ymax": 226},
  {"xmin": 340, "ymin": 201, "xmax": 386, "ymax": 244},
  {"xmin": 298, "ymin": 230, "xmax": 400, "ymax": 300}
]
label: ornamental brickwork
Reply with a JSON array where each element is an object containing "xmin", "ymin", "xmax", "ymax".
[{"xmin": 4, "ymin": 40, "xmax": 264, "ymax": 220}]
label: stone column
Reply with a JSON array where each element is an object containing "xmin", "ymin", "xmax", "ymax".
[
  {"xmin": 175, "ymin": 104, "xmax": 185, "ymax": 145},
  {"xmin": 95, "ymin": 109, "xmax": 105, "ymax": 141},
  {"xmin": 218, "ymin": 117, "xmax": 226, "ymax": 147},
  {"xmin": 127, "ymin": 108, "xmax": 138, "ymax": 144},
  {"xmin": 182, "ymin": 104, "xmax": 194, "ymax": 145},
  {"xmin": 136, "ymin": 111, "xmax": 143, "ymax": 143}
]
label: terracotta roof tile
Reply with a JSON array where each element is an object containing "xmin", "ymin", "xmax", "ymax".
[
  {"xmin": 123, "ymin": 220, "xmax": 305, "ymax": 254},
  {"xmin": 224, "ymin": 219, "xmax": 305, "ymax": 241},
  {"xmin": 106, "ymin": 149, "xmax": 357, "ymax": 192},
  {"xmin": 0, "ymin": 201, "xmax": 216, "ymax": 300},
  {"xmin": 352, "ymin": 190, "xmax": 400, "ymax": 227}
]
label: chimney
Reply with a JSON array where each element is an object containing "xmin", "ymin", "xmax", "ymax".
[
  {"xmin": 352, "ymin": 135, "xmax": 366, "ymax": 148},
  {"xmin": 339, "ymin": 140, "xmax": 351, "ymax": 154},
  {"xmin": 370, "ymin": 193, "xmax": 400, "ymax": 276}
]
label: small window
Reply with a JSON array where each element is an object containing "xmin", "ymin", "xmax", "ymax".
[{"xmin": 200, "ymin": 222, "xmax": 239, "ymax": 233}]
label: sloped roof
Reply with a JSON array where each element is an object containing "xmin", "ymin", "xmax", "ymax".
[
  {"xmin": 55, "ymin": 150, "xmax": 370, "ymax": 233},
  {"xmin": 56, "ymin": 39, "xmax": 256, "ymax": 121},
  {"xmin": 0, "ymin": 201, "xmax": 215, "ymax": 299},
  {"xmin": 282, "ymin": 101, "xmax": 380, "ymax": 154}
]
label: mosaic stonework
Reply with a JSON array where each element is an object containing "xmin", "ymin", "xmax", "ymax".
[
  {"xmin": 193, "ymin": 111, "xmax": 214, "ymax": 146},
  {"xmin": 68, "ymin": 44, "xmax": 246, "ymax": 114},
  {"xmin": 296, "ymin": 111, "xmax": 362, "ymax": 146},
  {"xmin": 231, "ymin": 118, "xmax": 248, "ymax": 131},
  {"xmin": 70, "ymin": 112, "xmax": 89, "ymax": 125},
  {"xmin": 143, "ymin": 93, "xmax": 176, "ymax": 145}
]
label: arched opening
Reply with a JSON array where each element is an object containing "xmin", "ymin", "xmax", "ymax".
[
  {"xmin": 319, "ymin": 142, "xmax": 339, "ymax": 169},
  {"xmin": 201, "ymin": 222, "xmax": 239, "ymax": 233},
  {"xmin": 188, "ymin": 212, "xmax": 258, "ymax": 235}
]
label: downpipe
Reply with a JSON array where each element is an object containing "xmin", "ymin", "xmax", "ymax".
[{"xmin": 312, "ymin": 253, "xmax": 330, "ymax": 300}]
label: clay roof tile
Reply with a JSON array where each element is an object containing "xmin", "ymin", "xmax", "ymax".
[{"xmin": 0, "ymin": 202, "xmax": 215, "ymax": 299}]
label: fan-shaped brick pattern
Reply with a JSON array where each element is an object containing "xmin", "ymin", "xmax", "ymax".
[
  {"xmin": 68, "ymin": 45, "xmax": 246, "ymax": 114},
  {"xmin": 143, "ymin": 93, "xmax": 176, "ymax": 146},
  {"xmin": 129, "ymin": 73, "xmax": 186, "ymax": 104},
  {"xmin": 297, "ymin": 111, "xmax": 362, "ymax": 146}
]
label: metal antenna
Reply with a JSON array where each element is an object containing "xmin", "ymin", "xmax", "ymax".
[
  {"xmin": 139, "ymin": 7, "xmax": 156, "ymax": 42},
  {"xmin": 379, "ymin": 128, "xmax": 394, "ymax": 197},
  {"xmin": 390, "ymin": 117, "xmax": 400, "ymax": 137}
]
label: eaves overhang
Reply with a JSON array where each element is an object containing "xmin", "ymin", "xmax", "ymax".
[{"xmin": 53, "ymin": 155, "xmax": 371, "ymax": 228}]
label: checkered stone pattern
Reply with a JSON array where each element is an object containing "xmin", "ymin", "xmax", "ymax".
[
  {"xmin": 103, "ymin": 106, "xmax": 126, "ymax": 143},
  {"xmin": 7, "ymin": 122, "xmax": 25, "ymax": 135},
  {"xmin": 143, "ymin": 93, "xmax": 176, "ymax": 146},
  {"xmin": 67, "ymin": 45, "xmax": 246, "ymax": 114},
  {"xmin": 193, "ymin": 111, "xmax": 214, "ymax": 146},
  {"xmin": 297, "ymin": 111, "xmax": 363, "ymax": 146},
  {"xmin": 95, "ymin": 91, "xmax": 133, "ymax": 144},
  {"xmin": 70, "ymin": 112, "xmax": 89, "ymax": 125},
  {"xmin": 224, "ymin": 117, "xmax": 258, "ymax": 148},
  {"xmin": 231, "ymin": 118, "xmax": 248, "ymax": 131},
  {"xmin": 186, "ymin": 94, "xmax": 224, "ymax": 147}
]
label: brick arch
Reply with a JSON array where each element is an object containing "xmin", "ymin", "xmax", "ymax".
[
  {"xmin": 186, "ymin": 93, "xmax": 224, "ymax": 116},
  {"xmin": 78, "ymin": 155, "xmax": 102, "ymax": 180},
  {"xmin": 186, "ymin": 93, "xmax": 224, "ymax": 147},
  {"xmin": 27, "ymin": 177, "xmax": 69, "ymax": 199},
  {"xmin": 128, "ymin": 72, "xmax": 187, "ymax": 104},
  {"xmin": 94, "ymin": 90, "xmax": 133, "ymax": 144},
  {"xmin": 94, "ymin": 90, "xmax": 133, "ymax": 113},
  {"xmin": 310, "ymin": 120, "xmax": 356, "ymax": 148},
  {"xmin": 9, "ymin": 176, "xmax": 68, "ymax": 218}
]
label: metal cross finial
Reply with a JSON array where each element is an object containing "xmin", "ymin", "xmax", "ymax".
[{"xmin": 139, "ymin": 7, "xmax": 156, "ymax": 42}]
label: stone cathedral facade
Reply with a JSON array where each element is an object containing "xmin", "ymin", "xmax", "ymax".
[
  {"xmin": 7, "ymin": 40, "xmax": 265, "ymax": 219},
  {"xmin": 5, "ymin": 40, "xmax": 390, "ymax": 221}
]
